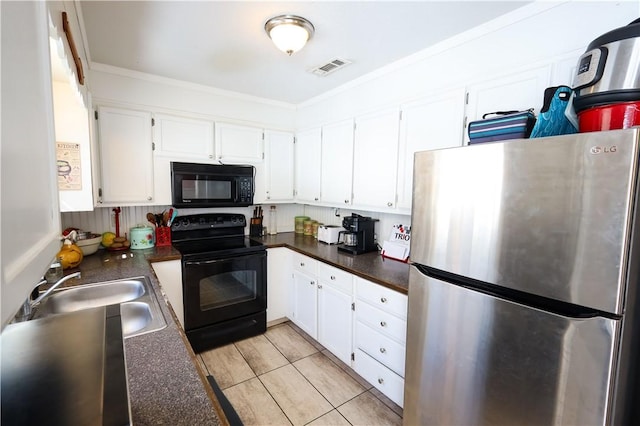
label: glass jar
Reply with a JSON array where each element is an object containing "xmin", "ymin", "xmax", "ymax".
[
  {"xmin": 269, "ymin": 206, "xmax": 277, "ymax": 235},
  {"xmin": 303, "ymin": 220, "xmax": 314, "ymax": 236},
  {"xmin": 295, "ymin": 216, "xmax": 309, "ymax": 234},
  {"xmin": 312, "ymin": 221, "xmax": 321, "ymax": 239}
]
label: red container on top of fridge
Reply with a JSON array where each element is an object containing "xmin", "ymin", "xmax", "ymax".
[{"xmin": 578, "ymin": 101, "xmax": 640, "ymax": 132}]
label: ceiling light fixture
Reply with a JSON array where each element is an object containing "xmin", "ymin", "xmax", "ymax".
[{"xmin": 265, "ymin": 15, "xmax": 314, "ymax": 56}]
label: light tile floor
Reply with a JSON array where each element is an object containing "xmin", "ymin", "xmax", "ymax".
[{"xmin": 198, "ymin": 322, "xmax": 403, "ymax": 426}]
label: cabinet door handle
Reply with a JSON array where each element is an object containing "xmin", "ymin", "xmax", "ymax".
[
  {"xmin": 310, "ymin": 281, "xmax": 315, "ymax": 285},
  {"xmin": 380, "ymin": 321, "xmax": 387, "ymax": 327},
  {"xmin": 330, "ymin": 275, "xmax": 336, "ymax": 280},
  {"xmin": 387, "ymin": 202, "xmax": 393, "ymax": 207},
  {"xmin": 344, "ymin": 199, "xmax": 349, "ymax": 204},
  {"xmin": 314, "ymin": 197, "xmax": 319, "ymax": 201},
  {"xmin": 209, "ymin": 154, "xmax": 213, "ymax": 159},
  {"xmin": 378, "ymin": 378, "xmax": 384, "ymax": 384},
  {"xmin": 147, "ymin": 196, "xmax": 153, "ymax": 201},
  {"xmin": 300, "ymin": 262, "xmax": 305, "ymax": 267},
  {"xmin": 318, "ymin": 284, "xmax": 323, "ymax": 289},
  {"xmin": 379, "ymin": 347, "xmax": 386, "ymax": 354},
  {"xmin": 380, "ymin": 297, "xmax": 388, "ymax": 303}
]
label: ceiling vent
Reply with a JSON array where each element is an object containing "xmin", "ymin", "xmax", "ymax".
[{"xmin": 309, "ymin": 57, "xmax": 351, "ymax": 77}]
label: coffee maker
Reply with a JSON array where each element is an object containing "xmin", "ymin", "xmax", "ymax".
[{"xmin": 338, "ymin": 214, "xmax": 379, "ymax": 255}]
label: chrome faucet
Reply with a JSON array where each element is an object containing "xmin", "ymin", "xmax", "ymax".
[{"xmin": 16, "ymin": 272, "xmax": 81, "ymax": 321}]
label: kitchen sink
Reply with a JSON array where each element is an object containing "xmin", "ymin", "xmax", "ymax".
[{"xmin": 34, "ymin": 276, "xmax": 167, "ymax": 338}]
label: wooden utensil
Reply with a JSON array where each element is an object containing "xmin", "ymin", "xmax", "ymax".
[{"xmin": 147, "ymin": 212, "xmax": 156, "ymax": 226}]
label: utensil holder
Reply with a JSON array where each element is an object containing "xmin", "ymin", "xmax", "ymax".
[{"xmin": 155, "ymin": 227, "xmax": 171, "ymax": 247}]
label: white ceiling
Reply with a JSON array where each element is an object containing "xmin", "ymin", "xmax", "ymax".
[{"xmin": 79, "ymin": 1, "xmax": 531, "ymax": 104}]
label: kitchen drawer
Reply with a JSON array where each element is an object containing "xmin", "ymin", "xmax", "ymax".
[
  {"xmin": 355, "ymin": 321, "xmax": 405, "ymax": 377},
  {"xmin": 354, "ymin": 348, "xmax": 404, "ymax": 408},
  {"xmin": 292, "ymin": 252, "xmax": 318, "ymax": 276},
  {"xmin": 355, "ymin": 277, "xmax": 407, "ymax": 319},
  {"xmin": 318, "ymin": 263, "xmax": 353, "ymax": 295},
  {"xmin": 356, "ymin": 300, "xmax": 406, "ymax": 344}
]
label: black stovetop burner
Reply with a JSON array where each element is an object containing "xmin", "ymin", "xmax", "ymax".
[{"xmin": 170, "ymin": 213, "xmax": 264, "ymax": 257}]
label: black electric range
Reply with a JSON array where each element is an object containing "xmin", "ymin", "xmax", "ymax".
[{"xmin": 170, "ymin": 213, "xmax": 267, "ymax": 352}]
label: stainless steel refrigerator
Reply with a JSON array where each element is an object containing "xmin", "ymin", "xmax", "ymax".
[{"xmin": 404, "ymin": 128, "xmax": 640, "ymax": 425}]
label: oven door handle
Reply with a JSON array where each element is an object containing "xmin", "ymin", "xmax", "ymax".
[
  {"xmin": 184, "ymin": 259, "xmax": 227, "ymax": 266},
  {"xmin": 184, "ymin": 254, "xmax": 263, "ymax": 266}
]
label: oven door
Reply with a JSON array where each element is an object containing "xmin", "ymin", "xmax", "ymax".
[{"xmin": 182, "ymin": 250, "xmax": 266, "ymax": 331}]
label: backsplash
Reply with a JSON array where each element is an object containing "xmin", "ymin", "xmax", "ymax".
[
  {"xmin": 300, "ymin": 205, "xmax": 411, "ymax": 244},
  {"xmin": 61, "ymin": 204, "xmax": 306, "ymax": 236},
  {"xmin": 61, "ymin": 204, "xmax": 409, "ymax": 244}
]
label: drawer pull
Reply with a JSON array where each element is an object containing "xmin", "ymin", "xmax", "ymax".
[
  {"xmin": 330, "ymin": 275, "xmax": 336, "ymax": 280},
  {"xmin": 300, "ymin": 262, "xmax": 305, "ymax": 267},
  {"xmin": 380, "ymin": 321, "xmax": 387, "ymax": 327},
  {"xmin": 379, "ymin": 347, "xmax": 386, "ymax": 354},
  {"xmin": 380, "ymin": 297, "xmax": 388, "ymax": 303},
  {"xmin": 378, "ymin": 378, "xmax": 384, "ymax": 384}
]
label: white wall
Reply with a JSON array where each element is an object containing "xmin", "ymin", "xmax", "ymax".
[
  {"xmin": 61, "ymin": 203, "xmax": 305, "ymax": 239},
  {"xmin": 296, "ymin": 1, "xmax": 638, "ymax": 128},
  {"xmin": 53, "ymin": 80, "xmax": 94, "ymax": 211},
  {"xmin": 301, "ymin": 205, "xmax": 409, "ymax": 247},
  {"xmin": 89, "ymin": 66, "xmax": 296, "ymax": 131},
  {"xmin": 2, "ymin": 1, "xmax": 62, "ymax": 327}
]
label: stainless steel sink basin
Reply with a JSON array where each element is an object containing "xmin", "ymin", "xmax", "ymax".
[{"xmin": 34, "ymin": 276, "xmax": 167, "ymax": 338}]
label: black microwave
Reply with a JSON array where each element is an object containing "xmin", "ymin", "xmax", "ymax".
[{"xmin": 171, "ymin": 162, "xmax": 254, "ymax": 208}]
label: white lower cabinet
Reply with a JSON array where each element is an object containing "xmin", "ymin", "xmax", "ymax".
[
  {"xmin": 317, "ymin": 263, "xmax": 354, "ymax": 365},
  {"xmin": 292, "ymin": 269, "xmax": 318, "ymax": 338},
  {"xmin": 354, "ymin": 348, "xmax": 406, "ymax": 406},
  {"xmin": 291, "ymin": 252, "xmax": 319, "ymax": 338},
  {"xmin": 289, "ymin": 252, "xmax": 354, "ymax": 366},
  {"xmin": 281, "ymin": 250, "xmax": 407, "ymax": 407},
  {"xmin": 353, "ymin": 276, "xmax": 408, "ymax": 408},
  {"xmin": 151, "ymin": 259, "xmax": 184, "ymax": 328}
]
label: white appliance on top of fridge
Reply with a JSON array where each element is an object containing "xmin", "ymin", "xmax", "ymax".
[{"xmin": 404, "ymin": 128, "xmax": 640, "ymax": 425}]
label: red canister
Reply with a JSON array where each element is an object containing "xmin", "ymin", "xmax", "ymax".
[{"xmin": 578, "ymin": 101, "xmax": 640, "ymax": 132}]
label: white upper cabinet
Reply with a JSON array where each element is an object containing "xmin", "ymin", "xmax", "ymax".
[
  {"xmin": 152, "ymin": 113, "xmax": 215, "ymax": 205},
  {"xmin": 321, "ymin": 119, "xmax": 354, "ymax": 206},
  {"xmin": 264, "ymin": 130, "xmax": 295, "ymax": 202},
  {"xmin": 396, "ymin": 88, "xmax": 466, "ymax": 211},
  {"xmin": 295, "ymin": 127, "xmax": 322, "ymax": 203},
  {"xmin": 153, "ymin": 113, "xmax": 214, "ymax": 160},
  {"xmin": 95, "ymin": 106, "xmax": 154, "ymax": 205},
  {"xmin": 465, "ymin": 65, "xmax": 552, "ymax": 143},
  {"xmin": 352, "ymin": 108, "xmax": 401, "ymax": 210},
  {"xmin": 215, "ymin": 122, "xmax": 263, "ymax": 164}
]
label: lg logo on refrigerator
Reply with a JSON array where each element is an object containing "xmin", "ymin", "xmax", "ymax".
[{"xmin": 590, "ymin": 145, "xmax": 618, "ymax": 154}]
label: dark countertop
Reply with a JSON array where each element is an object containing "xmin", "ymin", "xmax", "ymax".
[
  {"xmin": 61, "ymin": 247, "xmax": 226, "ymax": 426},
  {"xmin": 38, "ymin": 232, "xmax": 408, "ymax": 425},
  {"xmin": 254, "ymin": 232, "xmax": 409, "ymax": 294}
]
